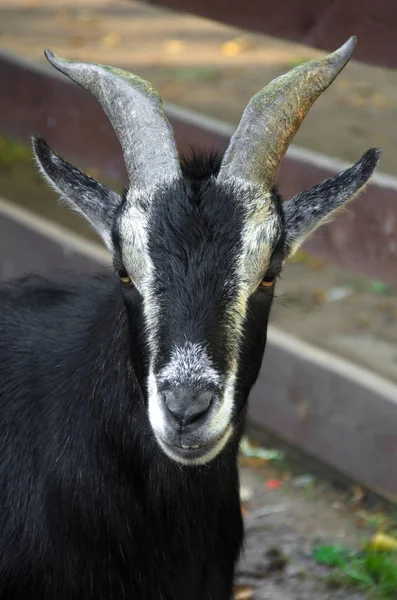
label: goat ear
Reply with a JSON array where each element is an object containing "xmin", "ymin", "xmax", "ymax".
[
  {"xmin": 32, "ymin": 136, "xmax": 122, "ymax": 251},
  {"xmin": 283, "ymin": 148, "xmax": 381, "ymax": 257}
]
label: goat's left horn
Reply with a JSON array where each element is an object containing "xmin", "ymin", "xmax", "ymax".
[
  {"xmin": 44, "ymin": 50, "xmax": 182, "ymax": 189},
  {"xmin": 217, "ymin": 36, "xmax": 356, "ymax": 190}
]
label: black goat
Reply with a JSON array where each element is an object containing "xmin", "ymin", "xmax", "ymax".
[{"xmin": 0, "ymin": 37, "xmax": 380, "ymax": 599}]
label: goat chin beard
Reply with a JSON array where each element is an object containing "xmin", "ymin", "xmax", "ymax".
[{"xmin": 155, "ymin": 425, "xmax": 234, "ymax": 466}]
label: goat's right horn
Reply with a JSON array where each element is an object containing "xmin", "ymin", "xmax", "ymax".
[
  {"xmin": 218, "ymin": 36, "xmax": 357, "ymax": 191},
  {"xmin": 44, "ymin": 50, "xmax": 182, "ymax": 189}
]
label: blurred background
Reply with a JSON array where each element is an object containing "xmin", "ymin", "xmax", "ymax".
[{"xmin": 1, "ymin": 1, "xmax": 397, "ymax": 598}]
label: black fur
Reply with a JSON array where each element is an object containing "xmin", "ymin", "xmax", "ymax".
[
  {"xmin": 32, "ymin": 137, "xmax": 121, "ymax": 241},
  {"xmin": 284, "ymin": 148, "xmax": 381, "ymax": 250},
  {"xmin": 0, "ymin": 143, "xmax": 380, "ymax": 599},
  {"xmin": 0, "ymin": 270, "xmax": 244, "ymax": 600},
  {"xmin": 0, "ymin": 154, "xmax": 279, "ymax": 600},
  {"xmin": 146, "ymin": 177, "xmax": 246, "ymax": 374}
]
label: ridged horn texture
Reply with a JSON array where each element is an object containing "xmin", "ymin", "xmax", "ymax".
[
  {"xmin": 44, "ymin": 49, "xmax": 182, "ymax": 189},
  {"xmin": 218, "ymin": 36, "xmax": 357, "ymax": 190}
]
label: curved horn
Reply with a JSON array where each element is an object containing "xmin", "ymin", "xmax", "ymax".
[
  {"xmin": 44, "ymin": 50, "xmax": 182, "ymax": 188},
  {"xmin": 218, "ymin": 37, "xmax": 357, "ymax": 190}
]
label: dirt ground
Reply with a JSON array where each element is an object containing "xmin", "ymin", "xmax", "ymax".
[
  {"xmin": 235, "ymin": 456, "xmax": 377, "ymax": 600},
  {"xmin": 1, "ymin": 3, "xmax": 397, "ymax": 599}
]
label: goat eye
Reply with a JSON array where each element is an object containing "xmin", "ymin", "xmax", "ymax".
[
  {"xmin": 259, "ymin": 277, "xmax": 275, "ymax": 288},
  {"xmin": 118, "ymin": 269, "xmax": 132, "ymax": 284}
]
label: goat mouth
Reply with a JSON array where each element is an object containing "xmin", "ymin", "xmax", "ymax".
[{"xmin": 157, "ymin": 426, "xmax": 233, "ymax": 465}]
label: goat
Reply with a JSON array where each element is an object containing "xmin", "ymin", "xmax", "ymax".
[{"xmin": 0, "ymin": 37, "xmax": 380, "ymax": 599}]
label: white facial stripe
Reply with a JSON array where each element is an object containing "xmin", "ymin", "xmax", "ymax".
[
  {"xmin": 220, "ymin": 180, "xmax": 281, "ymax": 384},
  {"xmin": 157, "ymin": 342, "xmax": 221, "ymax": 388},
  {"xmin": 148, "ymin": 370, "xmax": 166, "ymax": 436},
  {"xmin": 210, "ymin": 370, "xmax": 236, "ymax": 432},
  {"xmin": 120, "ymin": 191, "xmax": 152, "ymax": 293},
  {"xmin": 241, "ymin": 199, "xmax": 280, "ymax": 288},
  {"xmin": 119, "ymin": 188, "xmax": 162, "ymax": 358}
]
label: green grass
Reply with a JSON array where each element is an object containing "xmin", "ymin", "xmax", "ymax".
[
  {"xmin": 0, "ymin": 135, "xmax": 32, "ymax": 169},
  {"xmin": 313, "ymin": 543, "xmax": 397, "ymax": 599},
  {"xmin": 284, "ymin": 56, "xmax": 312, "ymax": 69},
  {"xmin": 173, "ymin": 67, "xmax": 219, "ymax": 82},
  {"xmin": 356, "ymin": 510, "xmax": 397, "ymax": 534}
]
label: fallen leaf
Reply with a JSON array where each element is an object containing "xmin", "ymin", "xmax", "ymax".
[
  {"xmin": 369, "ymin": 532, "xmax": 397, "ymax": 552},
  {"xmin": 101, "ymin": 33, "xmax": 120, "ymax": 50},
  {"xmin": 266, "ymin": 479, "xmax": 283, "ymax": 490},
  {"xmin": 221, "ymin": 36, "xmax": 255, "ymax": 57},
  {"xmin": 240, "ymin": 485, "xmax": 253, "ymax": 503},
  {"xmin": 234, "ymin": 586, "xmax": 254, "ymax": 599},
  {"xmin": 240, "ymin": 437, "xmax": 283, "ymax": 461},
  {"xmin": 163, "ymin": 39, "xmax": 185, "ymax": 55},
  {"xmin": 221, "ymin": 41, "xmax": 241, "ymax": 57}
]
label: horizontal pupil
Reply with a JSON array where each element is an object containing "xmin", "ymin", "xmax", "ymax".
[
  {"xmin": 260, "ymin": 277, "xmax": 275, "ymax": 287},
  {"xmin": 118, "ymin": 268, "xmax": 131, "ymax": 283}
]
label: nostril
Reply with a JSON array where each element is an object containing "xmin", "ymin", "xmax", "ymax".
[
  {"xmin": 163, "ymin": 391, "xmax": 186, "ymax": 424},
  {"xmin": 185, "ymin": 390, "xmax": 214, "ymax": 425},
  {"xmin": 163, "ymin": 388, "xmax": 214, "ymax": 426}
]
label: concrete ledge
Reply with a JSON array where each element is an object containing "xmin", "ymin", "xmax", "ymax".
[
  {"xmin": 0, "ymin": 197, "xmax": 110, "ymax": 280},
  {"xmin": 146, "ymin": 0, "xmax": 397, "ymax": 69},
  {"xmin": 255, "ymin": 328, "xmax": 397, "ymax": 503},
  {"xmin": 0, "ymin": 196, "xmax": 396, "ymax": 502},
  {"xmin": 1, "ymin": 49, "xmax": 397, "ymax": 285}
]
